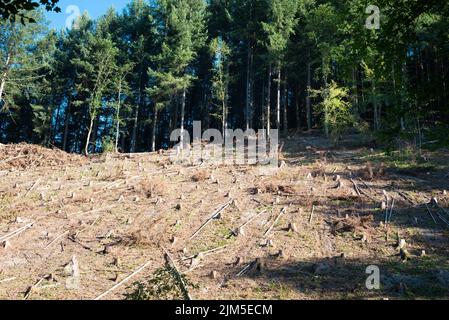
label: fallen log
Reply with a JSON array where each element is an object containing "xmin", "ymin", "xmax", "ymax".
[
  {"xmin": 189, "ymin": 199, "xmax": 233, "ymax": 240},
  {"xmin": 94, "ymin": 259, "xmax": 153, "ymax": 300}
]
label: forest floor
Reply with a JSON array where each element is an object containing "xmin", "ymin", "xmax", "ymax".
[{"xmin": 0, "ymin": 131, "xmax": 449, "ymax": 300}]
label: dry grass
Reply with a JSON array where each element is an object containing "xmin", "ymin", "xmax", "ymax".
[
  {"xmin": 135, "ymin": 178, "xmax": 167, "ymax": 198},
  {"xmin": 0, "ymin": 135, "xmax": 448, "ymax": 300},
  {"xmin": 191, "ymin": 170, "xmax": 210, "ymax": 182},
  {"xmin": 0, "ymin": 143, "xmax": 86, "ymax": 171}
]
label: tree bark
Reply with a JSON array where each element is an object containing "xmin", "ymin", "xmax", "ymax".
[
  {"xmin": 372, "ymin": 79, "xmax": 379, "ymax": 130},
  {"xmin": 295, "ymin": 83, "xmax": 301, "ymax": 130},
  {"xmin": 267, "ymin": 64, "xmax": 272, "ymax": 137},
  {"xmin": 151, "ymin": 105, "xmax": 158, "ymax": 152},
  {"xmin": 0, "ymin": 77, "xmax": 6, "ymax": 105},
  {"xmin": 222, "ymin": 62, "xmax": 229, "ymax": 143},
  {"xmin": 91, "ymin": 115, "xmax": 100, "ymax": 153},
  {"xmin": 0, "ymin": 54, "xmax": 11, "ymax": 106},
  {"xmin": 85, "ymin": 117, "xmax": 94, "ymax": 156},
  {"xmin": 180, "ymin": 88, "xmax": 186, "ymax": 149},
  {"xmin": 130, "ymin": 105, "xmax": 139, "ymax": 153},
  {"xmin": 306, "ymin": 61, "xmax": 312, "ymax": 131},
  {"xmin": 322, "ymin": 57, "xmax": 329, "ymax": 137},
  {"xmin": 276, "ymin": 63, "xmax": 281, "ymax": 130},
  {"xmin": 62, "ymin": 99, "xmax": 71, "ymax": 151},
  {"xmin": 115, "ymin": 79, "xmax": 122, "ymax": 153},
  {"xmin": 352, "ymin": 67, "xmax": 359, "ymax": 116},
  {"xmin": 282, "ymin": 73, "xmax": 288, "ymax": 136},
  {"xmin": 261, "ymin": 78, "xmax": 265, "ymax": 131},
  {"xmin": 245, "ymin": 44, "xmax": 252, "ymax": 130}
]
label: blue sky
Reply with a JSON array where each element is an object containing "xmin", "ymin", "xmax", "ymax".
[{"xmin": 46, "ymin": 0, "xmax": 131, "ymax": 30}]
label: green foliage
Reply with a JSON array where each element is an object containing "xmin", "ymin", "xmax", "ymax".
[
  {"xmin": 311, "ymin": 81, "xmax": 354, "ymax": 143},
  {"xmin": 209, "ymin": 37, "xmax": 230, "ymax": 112},
  {"xmin": 101, "ymin": 136, "xmax": 115, "ymax": 154},
  {"xmin": 1, "ymin": 0, "xmax": 449, "ymax": 155},
  {"xmin": 0, "ymin": 0, "xmax": 60, "ymax": 23},
  {"xmin": 125, "ymin": 266, "xmax": 197, "ymax": 300},
  {"xmin": 262, "ymin": 0, "xmax": 299, "ymax": 61}
]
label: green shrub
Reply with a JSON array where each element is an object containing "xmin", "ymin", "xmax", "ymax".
[{"xmin": 125, "ymin": 266, "xmax": 197, "ymax": 300}]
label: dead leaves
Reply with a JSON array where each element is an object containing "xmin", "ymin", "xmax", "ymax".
[
  {"xmin": 250, "ymin": 183, "xmax": 297, "ymax": 195},
  {"xmin": 191, "ymin": 170, "xmax": 210, "ymax": 182},
  {"xmin": 331, "ymin": 215, "xmax": 374, "ymax": 236},
  {"xmin": 0, "ymin": 143, "xmax": 86, "ymax": 171},
  {"xmin": 134, "ymin": 179, "xmax": 167, "ymax": 199}
]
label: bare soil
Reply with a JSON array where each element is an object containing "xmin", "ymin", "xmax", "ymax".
[{"xmin": 0, "ymin": 132, "xmax": 448, "ymax": 300}]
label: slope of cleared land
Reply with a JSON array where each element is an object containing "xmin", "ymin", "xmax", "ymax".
[{"xmin": 0, "ymin": 133, "xmax": 448, "ymax": 300}]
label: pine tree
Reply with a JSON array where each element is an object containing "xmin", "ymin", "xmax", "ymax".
[
  {"xmin": 209, "ymin": 37, "xmax": 231, "ymax": 139},
  {"xmin": 70, "ymin": 13, "xmax": 118, "ymax": 155},
  {"xmin": 262, "ymin": 0, "xmax": 298, "ymax": 133},
  {"xmin": 148, "ymin": 0, "xmax": 207, "ymax": 150}
]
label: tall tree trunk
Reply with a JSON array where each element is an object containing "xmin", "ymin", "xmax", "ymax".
[
  {"xmin": 222, "ymin": 98, "xmax": 227, "ymax": 143},
  {"xmin": 51, "ymin": 101, "xmax": 61, "ymax": 145},
  {"xmin": 261, "ymin": 78, "xmax": 266, "ymax": 131},
  {"xmin": 276, "ymin": 62, "xmax": 281, "ymax": 130},
  {"xmin": 91, "ymin": 115, "xmax": 100, "ymax": 153},
  {"xmin": 295, "ymin": 83, "xmax": 301, "ymax": 130},
  {"xmin": 151, "ymin": 105, "xmax": 158, "ymax": 152},
  {"xmin": 267, "ymin": 64, "xmax": 272, "ymax": 137},
  {"xmin": 372, "ymin": 79, "xmax": 379, "ymax": 130},
  {"xmin": 62, "ymin": 99, "xmax": 71, "ymax": 151},
  {"xmin": 352, "ymin": 67, "xmax": 359, "ymax": 117},
  {"xmin": 115, "ymin": 80, "xmax": 122, "ymax": 153},
  {"xmin": 282, "ymin": 73, "xmax": 288, "ymax": 136},
  {"xmin": 322, "ymin": 57, "xmax": 329, "ymax": 137},
  {"xmin": 306, "ymin": 61, "xmax": 312, "ymax": 131},
  {"xmin": 0, "ymin": 77, "xmax": 6, "ymax": 105},
  {"xmin": 392, "ymin": 63, "xmax": 397, "ymax": 104},
  {"xmin": 180, "ymin": 88, "xmax": 186, "ymax": 149},
  {"xmin": 85, "ymin": 116, "xmax": 94, "ymax": 156},
  {"xmin": 245, "ymin": 44, "xmax": 252, "ymax": 130},
  {"xmin": 223, "ymin": 63, "xmax": 229, "ymax": 143},
  {"xmin": 440, "ymin": 53, "xmax": 447, "ymax": 100},
  {"xmin": 130, "ymin": 105, "xmax": 139, "ymax": 153},
  {"xmin": 0, "ymin": 54, "xmax": 11, "ymax": 106}
]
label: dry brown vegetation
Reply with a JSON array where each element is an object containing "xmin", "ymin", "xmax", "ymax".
[
  {"xmin": 0, "ymin": 143, "xmax": 86, "ymax": 171},
  {"xmin": 191, "ymin": 170, "xmax": 210, "ymax": 182},
  {"xmin": 0, "ymin": 132, "xmax": 448, "ymax": 300}
]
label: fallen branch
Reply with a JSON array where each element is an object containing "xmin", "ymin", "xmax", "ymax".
[
  {"xmin": 0, "ymin": 277, "xmax": 16, "ymax": 284},
  {"xmin": 75, "ymin": 216, "xmax": 101, "ymax": 238},
  {"xmin": 231, "ymin": 209, "xmax": 267, "ymax": 236},
  {"xmin": 386, "ymin": 198, "xmax": 395, "ymax": 224},
  {"xmin": 435, "ymin": 202, "xmax": 449, "ymax": 218},
  {"xmin": 236, "ymin": 263, "xmax": 253, "ymax": 277},
  {"xmin": 434, "ymin": 210, "xmax": 449, "ymax": 227},
  {"xmin": 424, "ymin": 203, "xmax": 437, "ymax": 225},
  {"xmin": 397, "ymin": 191, "xmax": 415, "ymax": 206},
  {"xmin": 67, "ymin": 235, "xmax": 96, "ymax": 253},
  {"xmin": 189, "ymin": 200, "xmax": 233, "ymax": 240},
  {"xmin": 263, "ymin": 207, "xmax": 287, "ymax": 237},
  {"xmin": 0, "ymin": 222, "xmax": 35, "ymax": 243},
  {"xmin": 45, "ymin": 231, "xmax": 70, "ymax": 248},
  {"xmin": 350, "ymin": 179, "xmax": 361, "ymax": 197},
  {"xmin": 358, "ymin": 178, "xmax": 375, "ymax": 194},
  {"xmin": 351, "ymin": 179, "xmax": 377, "ymax": 202},
  {"xmin": 309, "ymin": 205, "xmax": 316, "ymax": 224},
  {"xmin": 94, "ymin": 259, "xmax": 153, "ymax": 300},
  {"xmin": 180, "ymin": 245, "xmax": 228, "ymax": 262},
  {"xmin": 24, "ymin": 179, "xmax": 41, "ymax": 198},
  {"xmin": 69, "ymin": 205, "xmax": 115, "ymax": 218},
  {"xmin": 0, "ymin": 155, "xmax": 27, "ymax": 165},
  {"xmin": 24, "ymin": 274, "xmax": 51, "ymax": 300}
]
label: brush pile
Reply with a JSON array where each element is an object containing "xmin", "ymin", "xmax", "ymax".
[{"xmin": 0, "ymin": 143, "xmax": 86, "ymax": 171}]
